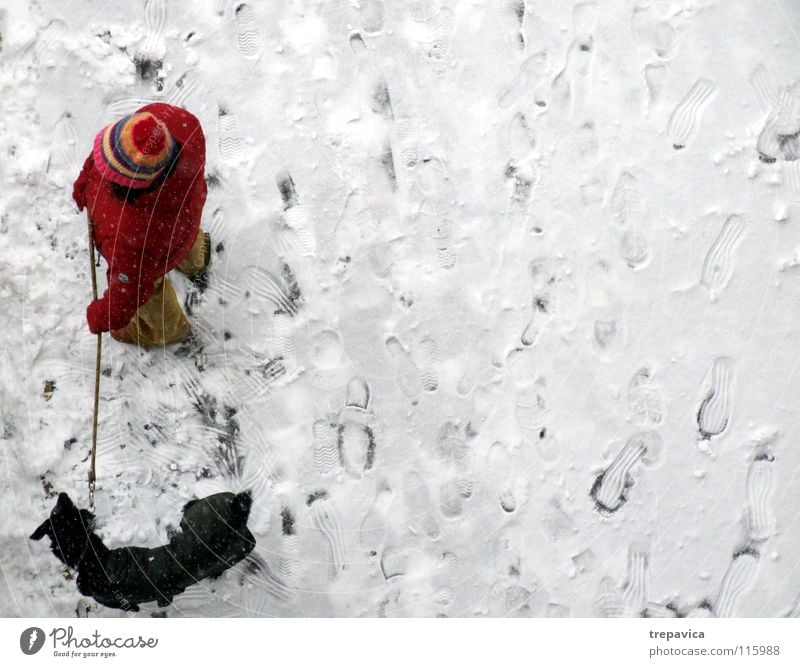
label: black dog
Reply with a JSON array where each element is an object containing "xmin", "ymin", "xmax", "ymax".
[{"xmin": 31, "ymin": 491, "xmax": 256, "ymax": 611}]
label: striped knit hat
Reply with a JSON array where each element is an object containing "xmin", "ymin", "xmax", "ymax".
[{"xmin": 92, "ymin": 112, "xmax": 176, "ymax": 189}]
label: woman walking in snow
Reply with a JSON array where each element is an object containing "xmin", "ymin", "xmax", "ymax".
[{"xmin": 73, "ymin": 102, "xmax": 210, "ymax": 348}]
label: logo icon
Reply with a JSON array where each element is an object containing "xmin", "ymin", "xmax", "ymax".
[{"xmin": 20, "ymin": 627, "xmax": 45, "ymax": 655}]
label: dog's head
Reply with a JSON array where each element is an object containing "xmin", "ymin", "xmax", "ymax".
[{"xmin": 30, "ymin": 493, "xmax": 96, "ymax": 568}]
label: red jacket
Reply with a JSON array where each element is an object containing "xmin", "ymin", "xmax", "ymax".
[{"xmin": 73, "ymin": 103, "xmax": 207, "ymax": 333}]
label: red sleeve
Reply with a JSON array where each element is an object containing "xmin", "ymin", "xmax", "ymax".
[
  {"xmin": 86, "ymin": 257, "xmax": 160, "ymax": 333},
  {"xmin": 73, "ymin": 155, "xmax": 94, "ymax": 211}
]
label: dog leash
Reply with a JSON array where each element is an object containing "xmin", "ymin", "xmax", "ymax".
[{"xmin": 87, "ymin": 213, "xmax": 101, "ymax": 511}]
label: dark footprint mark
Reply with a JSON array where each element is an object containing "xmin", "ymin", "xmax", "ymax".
[
  {"xmin": 337, "ymin": 418, "xmax": 376, "ymax": 475},
  {"xmin": 642, "ymin": 602, "xmax": 681, "ymax": 618},
  {"xmin": 504, "ymin": 0, "xmax": 526, "ymax": 51},
  {"xmin": 372, "ymin": 79, "xmax": 394, "ymax": 119},
  {"xmin": 590, "ymin": 431, "xmax": 662, "ymax": 514},
  {"xmin": 520, "ymin": 257, "xmax": 557, "ymax": 346},
  {"xmin": 350, "ymin": 31, "xmax": 393, "ymax": 120},
  {"xmin": 379, "ymin": 141, "xmax": 398, "ymax": 189},
  {"xmin": 133, "ymin": 56, "xmax": 164, "ymax": 90},
  {"xmin": 756, "ymin": 84, "xmax": 800, "ymax": 162},
  {"xmin": 206, "ymin": 171, "xmax": 223, "ymax": 189},
  {"xmin": 337, "ymin": 377, "xmax": 377, "ymax": 476},
  {"xmin": 278, "ymin": 506, "xmax": 301, "ymax": 584},
  {"xmin": 281, "ymin": 507, "xmax": 296, "ymax": 535},
  {"xmin": 239, "ymin": 264, "xmax": 303, "ymax": 316},
  {"xmin": 487, "ymin": 441, "xmax": 518, "ymax": 513},
  {"xmin": 239, "ymin": 355, "xmax": 288, "ymax": 403},
  {"xmin": 173, "ymin": 332, "xmax": 208, "ymax": 372},
  {"xmin": 349, "ymin": 31, "xmax": 367, "ymax": 54},
  {"xmin": 686, "ymin": 599, "xmax": 715, "ymax": 618},
  {"xmin": 187, "ymin": 265, "xmax": 211, "ymax": 295},
  {"xmin": 184, "ymin": 378, "xmax": 243, "ymax": 477},
  {"xmin": 275, "ymin": 170, "xmax": 299, "ymax": 210},
  {"xmin": 780, "ymin": 131, "xmax": 800, "ymax": 160},
  {"xmin": 279, "ymin": 263, "xmax": 303, "ymax": 313},
  {"xmin": 696, "ymin": 356, "xmax": 734, "ymax": 441},
  {"xmin": 136, "ymin": 0, "xmax": 167, "ymax": 88},
  {"xmin": 504, "ymin": 161, "xmax": 536, "ymax": 207},
  {"xmin": 274, "ymin": 171, "xmax": 315, "ymax": 258},
  {"xmin": 133, "ymin": 0, "xmax": 167, "ymax": 88}
]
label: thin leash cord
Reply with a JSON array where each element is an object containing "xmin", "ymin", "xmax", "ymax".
[{"xmin": 87, "ymin": 213, "xmax": 101, "ymax": 511}]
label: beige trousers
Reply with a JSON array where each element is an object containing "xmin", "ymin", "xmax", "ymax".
[{"xmin": 111, "ymin": 230, "xmax": 210, "ymax": 349}]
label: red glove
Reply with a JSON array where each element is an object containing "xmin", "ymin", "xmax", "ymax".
[
  {"xmin": 73, "ymin": 156, "xmax": 93, "ymax": 212},
  {"xmin": 86, "ymin": 270, "xmax": 159, "ymax": 333},
  {"xmin": 86, "ymin": 300, "xmax": 109, "ymax": 334}
]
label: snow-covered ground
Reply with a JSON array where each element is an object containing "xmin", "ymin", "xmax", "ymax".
[{"xmin": 2, "ymin": 0, "xmax": 800, "ymax": 617}]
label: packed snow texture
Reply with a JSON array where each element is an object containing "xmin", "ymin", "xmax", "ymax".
[{"xmin": 2, "ymin": 0, "xmax": 800, "ymax": 617}]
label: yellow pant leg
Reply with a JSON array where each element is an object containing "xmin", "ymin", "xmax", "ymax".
[
  {"xmin": 111, "ymin": 277, "xmax": 191, "ymax": 349},
  {"xmin": 176, "ymin": 229, "xmax": 211, "ymax": 278}
]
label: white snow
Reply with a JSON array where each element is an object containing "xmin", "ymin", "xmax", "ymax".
[{"xmin": 2, "ymin": 0, "xmax": 800, "ymax": 617}]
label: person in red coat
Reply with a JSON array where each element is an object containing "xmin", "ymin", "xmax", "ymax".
[{"xmin": 73, "ymin": 103, "xmax": 210, "ymax": 348}]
